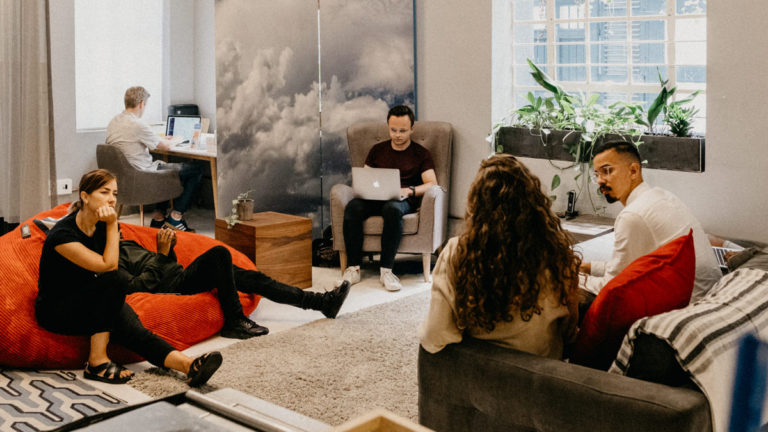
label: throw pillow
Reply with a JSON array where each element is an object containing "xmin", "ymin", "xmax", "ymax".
[{"xmin": 571, "ymin": 230, "xmax": 696, "ymax": 370}]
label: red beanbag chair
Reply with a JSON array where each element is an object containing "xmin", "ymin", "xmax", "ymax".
[
  {"xmin": 0, "ymin": 204, "xmax": 261, "ymax": 368},
  {"xmin": 571, "ymin": 230, "xmax": 696, "ymax": 370}
]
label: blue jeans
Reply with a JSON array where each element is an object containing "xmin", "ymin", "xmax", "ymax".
[
  {"xmin": 157, "ymin": 162, "xmax": 203, "ymax": 214},
  {"xmin": 342, "ymin": 198, "xmax": 415, "ymax": 269}
]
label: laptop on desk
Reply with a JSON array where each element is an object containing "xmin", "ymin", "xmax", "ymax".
[
  {"xmin": 352, "ymin": 167, "xmax": 406, "ymax": 201},
  {"xmin": 165, "ymin": 115, "xmax": 202, "ymax": 144}
]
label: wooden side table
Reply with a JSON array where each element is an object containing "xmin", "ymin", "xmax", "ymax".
[{"xmin": 215, "ymin": 212, "xmax": 312, "ymax": 288}]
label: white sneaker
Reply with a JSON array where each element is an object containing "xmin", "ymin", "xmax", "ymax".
[
  {"xmin": 342, "ymin": 266, "xmax": 361, "ymax": 285},
  {"xmin": 380, "ymin": 268, "xmax": 402, "ymax": 292}
]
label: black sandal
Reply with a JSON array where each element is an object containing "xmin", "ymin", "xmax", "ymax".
[
  {"xmin": 83, "ymin": 361, "xmax": 133, "ymax": 384},
  {"xmin": 187, "ymin": 351, "xmax": 223, "ymax": 387}
]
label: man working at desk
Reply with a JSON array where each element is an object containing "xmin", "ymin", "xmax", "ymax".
[
  {"xmin": 580, "ymin": 140, "xmax": 721, "ymax": 301},
  {"xmin": 106, "ymin": 86, "xmax": 202, "ymax": 232}
]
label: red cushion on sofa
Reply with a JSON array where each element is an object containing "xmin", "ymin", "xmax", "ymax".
[
  {"xmin": 571, "ymin": 230, "xmax": 696, "ymax": 370},
  {"xmin": 0, "ymin": 204, "xmax": 261, "ymax": 368}
]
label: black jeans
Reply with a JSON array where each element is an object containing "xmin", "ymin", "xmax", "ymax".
[
  {"xmin": 35, "ymin": 271, "xmax": 175, "ymax": 368},
  {"xmin": 342, "ymin": 198, "xmax": 415, "ymax": 269},
  {"xmin": 156, "ymin": 162, "xmax": 203, "ymax": 214},
  {"xmin": 165, "ymin": 246, "xmax": 316, "ymax": 322}
]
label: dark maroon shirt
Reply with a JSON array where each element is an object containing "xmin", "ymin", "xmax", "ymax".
[{"xmin": 364, "ymin": 140, "xmax": 435, "ymax": 187}]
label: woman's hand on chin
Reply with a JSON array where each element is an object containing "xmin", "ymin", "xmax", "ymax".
[{"xmin": 96, "ymin": 205, "xmax": 118, "ymax": 225}]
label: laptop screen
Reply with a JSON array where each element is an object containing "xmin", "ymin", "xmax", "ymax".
[{"xmin": 165, "ymin": 115, "xmax": 201, "ymax": 142}]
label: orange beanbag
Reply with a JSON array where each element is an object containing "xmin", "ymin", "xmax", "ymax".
[{"xmin": 0, "ymin": 204, "xmax": 260, "ymax": 368}]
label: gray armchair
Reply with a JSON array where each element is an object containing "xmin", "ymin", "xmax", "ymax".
[
  {"xmin": 330, "ymin": 121, "xmax": 453, "ymax": 281},
  {"xmin": 96, "ymin": 144, "xmax": 183, "ymax": 226}
]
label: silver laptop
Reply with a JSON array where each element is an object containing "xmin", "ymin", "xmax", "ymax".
[
  {"xmin": 352, "ymin": 167, "xmax": 405, "ymax": 201},
  {"xmin": 165, "ymin": 115, "xmax": 202, "ymax": 144},
  {"xmin": 713, "ymin": 246, "xmax": 741, "ymax": 272}
]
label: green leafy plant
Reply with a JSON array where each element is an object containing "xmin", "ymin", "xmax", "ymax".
[
  {"xmin": 665, "ymin": 104, "xmax": 699, "ymax": 137},
  {"xmin": 224, "ymin": 189, "xmax": 255, "ymax": 229},
  {"xmin": 488, "ymin": 59, "xmax": 702, "ymax": 213}
]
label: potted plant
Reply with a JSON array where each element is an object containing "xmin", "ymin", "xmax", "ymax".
[
  {"xmin": 491, "ymin": 59, "xmax": 705, "ymax": 212},
  {"xmin": 224, "ymin": 189, "xmax": 255, "ymax": 229}
]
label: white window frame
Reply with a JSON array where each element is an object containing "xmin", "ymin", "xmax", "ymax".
[{"xmin": 506, "ymin": 0, "xmax": 706, "ymax": 133}]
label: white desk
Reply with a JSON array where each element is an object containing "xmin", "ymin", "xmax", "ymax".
[{"xmin": 150, "ymin": 145, "xmax": 219, "ymax": 217}]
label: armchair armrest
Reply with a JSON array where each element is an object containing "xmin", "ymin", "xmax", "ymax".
[
  {"xmin": 414, "ymin": 185, "xmax": 448, "ymax": 253},
  {"xmin": 330, "ymin": 184, "xmax": 355, "ymax": 251}
]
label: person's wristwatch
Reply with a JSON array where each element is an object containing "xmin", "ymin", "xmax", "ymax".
[{"xmin": 409, "ymin": 185, "xmax": 416, "ymax": 197}]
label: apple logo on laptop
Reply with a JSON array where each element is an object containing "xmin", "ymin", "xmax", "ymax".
[{"xmin": 373, "ymin": 181, "xmax": 380, "ymax": 188}]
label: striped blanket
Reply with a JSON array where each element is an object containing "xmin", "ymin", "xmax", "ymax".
[{"xmin": 609, "ymin": 268, "xmax": 768, "ymax": 432}]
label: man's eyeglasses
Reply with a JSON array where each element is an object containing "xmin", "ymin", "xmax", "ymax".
[{"xmin": 589, "ymin": 166, "xmax": 614, "ymax": 183}]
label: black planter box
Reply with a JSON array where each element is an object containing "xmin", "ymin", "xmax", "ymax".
[{"xmin": 497, "ymin": 127, "xmax": 705, "ymax": 173}]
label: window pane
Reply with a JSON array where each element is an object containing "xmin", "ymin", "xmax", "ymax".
[
  {"xmin": 676, "ymin": 66, "xmax": 706, "ymax": 83},
  {"xmin": 556, "ymin": 23, "xmax": 585, "ymax": 42},
  {"xmin": 632, "ymin": 92, "xmax": 659, "ymax": 110},
  {"xmin": 632, "ymin": 66, "xmax": 668, "ymax": 83},
  {"xmin": 590, "ymin": 21, "xmax": 627, "ymax": 41},
  {"xmin": 557, "ymin": 66, "xmax": 587, "ymax": 82},
  {"xmin": 675, "ymin": 92, "xmax": 706, "ymax": 134},
  {"xmin": 590, "ymin": 0, "xmax": 627, "ymax": 17},
  {"xmin": 632, "ymin": 0, "xmax": 666, "ymax": 16},
  {"xmin": 515, "ymin": 65, "xmax": 547, "ymax": 86},
  {"xmin": 677, "ymin": 0, "xmax": 706, "ymax": 15},
  {"xmin": 591, "ymin": 43, "xmax": 628, "ymax": 63},
  {"xmin": 632, "ymin": 42, "xmax": 666, "ymax": 63},
  {"xmin": 597, "ymin": 92, "xmax": 627, "ymax": 106},
  {"xmin": 514, "ymin": 0, "xmax": 547, "ymax": 21},
  {"xmin": 557, "ymin": 44, "xmax": 586, "ymax": 64},
  {"xmin": 676, "ymin": 41, "xmax": 705, "ymax": 64},
  {"xmin": 632, "ymin": 20, "xmax": 665, "ymax": 41},
  {"xmin": 556, "ymin": 0, "xmax": 586, "ymax": 19},
  {"xmin": 592, "ymin": 66, "xmax": 628, "ymax": 82},
  {"xmin": 75, "ymin": 0, "xmax": 163, "ymax": 129},
  {"xmin": 514, "ymin": 45, "xmax": 548, "ymax": 65},
  {"xmin": 515, "ymin": 24, "xmax": 547, "ymax": 44},
  {"xmin": 676, "ymin": 18, "xmax": 706, "ymax": 41}
]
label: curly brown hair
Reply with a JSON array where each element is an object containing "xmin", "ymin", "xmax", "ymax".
[{"xmin": 452, "ymin": 154, "xmax": 581, "ymax": 332}]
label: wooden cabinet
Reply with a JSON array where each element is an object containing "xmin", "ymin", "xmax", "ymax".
[{"xmin": 215, "ymin": 212, "xmax": 312, "ymax": 288}]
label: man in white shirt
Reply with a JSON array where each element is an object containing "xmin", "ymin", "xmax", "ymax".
[
  {"xmin": 106, "ymin": 86, "xmax": 201, "ymax": 231},
  {"xmin": 581, "ymin": 141, "xmax": 721, "ymax": 301}
]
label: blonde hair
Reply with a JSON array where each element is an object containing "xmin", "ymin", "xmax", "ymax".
[{"xmin": 124, "ymin": 86, "xmax": 150, "ymax": 109}]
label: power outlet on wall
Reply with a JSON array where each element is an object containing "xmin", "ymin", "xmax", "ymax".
[{"xmin": 56, "ymin": 178, "xmax": 73, "ymax": 195}]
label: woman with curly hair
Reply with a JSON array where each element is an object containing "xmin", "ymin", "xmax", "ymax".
[{"xmin": 419, "ymin": 155, "xmax": 581, "ymax": 358}]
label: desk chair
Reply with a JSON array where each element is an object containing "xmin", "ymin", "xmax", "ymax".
[
  {"xmin": 330, "ymin": 121, "xmax": 453, "ymax": 282},
  {"xmin": 96, "ymin": 144, "xmax": 183, "ymax": 226}
]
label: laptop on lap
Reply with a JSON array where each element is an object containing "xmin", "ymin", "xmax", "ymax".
[{"xmin": 352, "ymin": 167, "xmax": 405, "ymax": 201}]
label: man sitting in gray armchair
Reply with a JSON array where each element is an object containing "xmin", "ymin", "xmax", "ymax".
[{"xmin": 341, "ymin": 105, "xmax": 438, "ymax": 292}]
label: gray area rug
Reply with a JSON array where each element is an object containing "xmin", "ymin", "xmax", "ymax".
[{"xmin": 128, "ymin": 290, "xmax": 430, "ymax": 425}]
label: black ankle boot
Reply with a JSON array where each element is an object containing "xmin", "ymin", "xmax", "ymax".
[{"xmin": 319, "ymin": 281, "xmax": 351, "ymax": 319}]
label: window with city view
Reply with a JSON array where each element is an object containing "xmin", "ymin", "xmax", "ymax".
[{"xmin": 493, "ymin": 0, "xmax": 707, "ymax": 134}]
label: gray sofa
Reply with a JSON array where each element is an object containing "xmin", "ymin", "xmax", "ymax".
[{"xmin": 418, "ymin": 338, "xmax": 711, "ymax": 432}]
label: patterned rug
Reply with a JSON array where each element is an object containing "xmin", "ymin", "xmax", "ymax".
[{"xmin": 0, "ymin": 370, "xmax": 126, "ymax": 432}]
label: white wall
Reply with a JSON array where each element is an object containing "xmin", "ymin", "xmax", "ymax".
[
  {"xmin": 49, "ymin": 0, "xmax": 213, "ymax": 204},
  {"xmin": 416, "ymin": 1, "xmax": 492, "ymax": 219}
]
